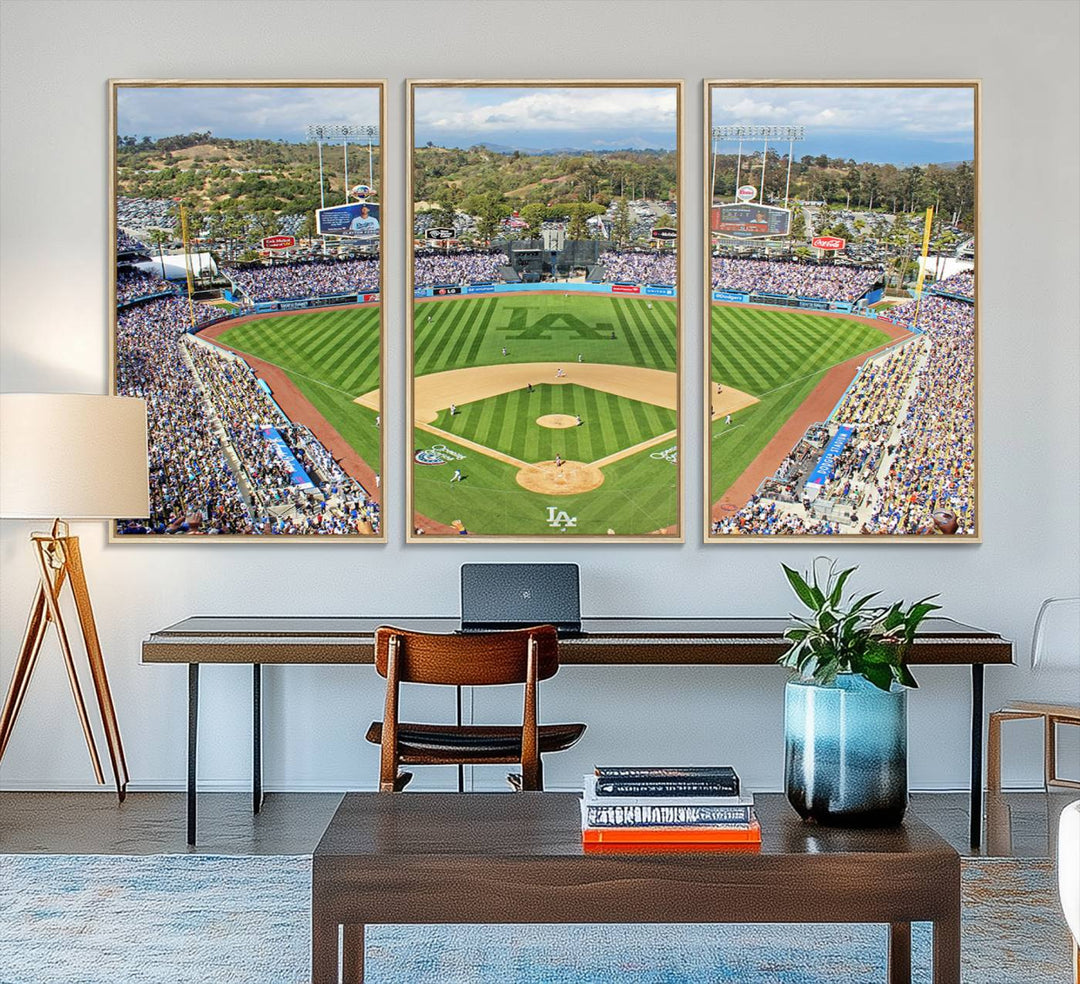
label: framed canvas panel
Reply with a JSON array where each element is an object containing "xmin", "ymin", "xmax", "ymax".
[
  {"xmin": 406, "ymin": 80, "xmax": 683, "ymax": 542},
  {"xmin": 109, "ymin": 80, "xmax": 386, "ymax": 540},
  {"xmin": 704, "ymin": 80, "xmax": 980, "ymax": 542}
]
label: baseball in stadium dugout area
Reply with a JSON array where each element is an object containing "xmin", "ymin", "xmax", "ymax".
[
  {"xmin": 705, "ymin": 82, "xmax": 978, "ymax": 541},
  {"xmin": 408, "ymin": 81, "xmax": 683, "ymax": 541},
  {"xmin": 110, "ymin": 81, "xmax": 386, "ymax": 539}
]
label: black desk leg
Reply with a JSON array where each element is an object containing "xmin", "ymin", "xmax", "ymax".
[
  {"xmin": 187, "ymin": 663, "xmax": 199, "ymax": 847},
  {"xmin": 253, "ymin": 664, "xmax": 263, "ymax": 815},
  {"xmin": 969, "ymin": 663, "xmax": 984, "ymax": 849},
  {"xmin": 456, "ymin": 684, "xmax": 464, "ymax": 793}
]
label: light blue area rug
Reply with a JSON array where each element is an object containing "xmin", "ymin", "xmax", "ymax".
[{"xmin": 0, "ymin": 854, "xmax": 1070, "ymax": 983}]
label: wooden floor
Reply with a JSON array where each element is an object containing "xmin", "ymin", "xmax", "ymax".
[{"xmin": 0, "ymin": 789, "xmax": 1074, "ymax": 857}]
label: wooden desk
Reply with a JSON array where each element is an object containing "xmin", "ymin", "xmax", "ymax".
[
  {"xmin": 311, "ymin": 791, "xmax": 961, "ymax": 984},
  {"xmin": 141, "ymin": 616, "xmax": 1012, "ymax": 846}
]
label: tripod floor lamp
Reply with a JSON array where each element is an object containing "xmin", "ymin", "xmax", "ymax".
[{"xmin": 0, "ymin": 393, "xmax": 149, "ymax": 801}]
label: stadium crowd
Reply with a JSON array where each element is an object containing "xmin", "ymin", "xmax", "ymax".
[
  {"xmin": 117, "ymin": 231, "xmax": 150, "ymax": 254},
  {"xmin": 715, "ymin": 288, "xmax": 976, "ymax": 536},
  {"xmin": 710, "ymin": 256, "xmax": 882, "ymax": 302},
  {"xmin": 223, "ymin": 257, "xmax": 379, "ymax": 302},
  {"xmin": 599, "ymin": 250, "xmax": 676, "ymax": 285},
  {"xmin": 929, "ymin": 268, "xmax": 975, "ymax": 300},
  {"xmin": 187, "ymin": 342, "xmax": 379, "ymax": 535},
  {"xmin": 115, "ymin": 295, "xmax": 379, "ymax": 536},
  {"xmin": 116, "ymin": 268, "xmax": 176, "ymax": 305},
  {"xmin": 413, "ymin": 251, "xmax": 508, "ymax": 287}
]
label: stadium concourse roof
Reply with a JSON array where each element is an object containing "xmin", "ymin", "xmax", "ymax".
[
  {"xmin": 134, "ymin": 252, "xmax": 217, "ymax": 281},
  {"xmin": 916, "ymin": 256, "xmax": 973, "ymax": 281}
]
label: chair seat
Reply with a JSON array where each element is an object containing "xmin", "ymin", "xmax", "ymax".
[
  {"xmin": 994, "ymin": 701, "xmax": 1080, "ymax": 720},
  {"xmin": 365, "ymin": 721, "xmax": 586, "ymax": 761}
]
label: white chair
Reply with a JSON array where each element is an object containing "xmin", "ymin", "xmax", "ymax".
[
  {"xmin": 1059, "ymin": 799, "xmax": 1080, "ymax": 983},
  {"xmin": 988, "ymin": 597, "xmax": 1080, "ymax": 791}
]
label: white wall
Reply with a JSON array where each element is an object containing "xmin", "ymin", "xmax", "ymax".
[{"xmin": 1, "ymin": 0, "xmax": 1077, "ymax": 795}]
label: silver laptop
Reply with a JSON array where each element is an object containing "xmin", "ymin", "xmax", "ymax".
[{"xmin": 460, "ymin": 563, "xmax": 582, "ymax": 636}]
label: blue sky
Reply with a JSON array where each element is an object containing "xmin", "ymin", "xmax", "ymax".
[
  {"xmin": 116, "ymin": 86, "xmax": 381, "ymax": 143},
  {"xmin": 711, "ymin": 86, "xmax": 975, "ymax": 165},
  {"xmin": 413, "ymin": 86, "xmax": 678, "ymax": 151}
]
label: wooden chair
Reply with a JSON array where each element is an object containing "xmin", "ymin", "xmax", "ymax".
[
  {"xmin": 988, "ymin": 598, "xmax": 1080, "ymax": 792},
  {"xmin": 365, "ymin": 625, "xmax": 586, "ymax": 792}
]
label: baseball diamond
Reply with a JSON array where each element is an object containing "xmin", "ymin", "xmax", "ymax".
[{"xmin": 409, "ymin": 293, "xmax": 679, "ymax": 536}]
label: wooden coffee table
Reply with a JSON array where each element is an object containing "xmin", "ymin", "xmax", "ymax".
[{"xmin": 312, "ymin": 792, "xmax": 960, "ymax": 984}]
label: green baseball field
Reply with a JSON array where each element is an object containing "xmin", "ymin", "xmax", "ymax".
[
  {"xmin": 212, "ymin": 305, "xmax": 382, "ymax": 473},
  {"xmin": 411, "ymin": 293, "xmax": 680, "ymax": 537},
  {"xmin": 709, "ymin": 305, "xmax": 894, "ymax": 509}
]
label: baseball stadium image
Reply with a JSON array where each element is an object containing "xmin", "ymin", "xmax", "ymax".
[
  {"xmin": 407, "ymin": 82, "xmax": 682, "ymax": 540},
  {"xmin": 110, "ymin": 81, "xmax": 385, "ymax": 538},
  {"xmin": 706, "ymin": 82, "xmax": 978, "ymax": 540}
]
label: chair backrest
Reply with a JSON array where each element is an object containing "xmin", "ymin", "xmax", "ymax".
[
  {"xmin": 374, "ymin": 625, "xmax": 560, "ymax": 686},
  {"xmin": 1031, "ymin": 597, "xmax": 1080, "ymax": 672}
]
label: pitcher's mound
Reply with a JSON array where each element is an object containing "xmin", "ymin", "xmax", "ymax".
[
  {"xmin": 516, "ymin": 460, "xmax": 604, "ymax": 495},
  {"xmin": 536, "ymin": 413, "xmax": 579, "ymax": 429}
]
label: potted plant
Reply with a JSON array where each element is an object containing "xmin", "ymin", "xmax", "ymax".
[{"xmin": 779, "ymin": 559, "xmax": 940, "ymax": 826}]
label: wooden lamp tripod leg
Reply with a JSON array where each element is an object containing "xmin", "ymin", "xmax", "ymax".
[
  {"xmin": 63, "ymin": 536, "xmax": 129, "ymax": 800},
  {"xmin": 0, "ymin": 584, "xmax": 51, "ymax": 759},
  {"xmin": 30, "ymin": 536, "xmax": 106, "ymax": 786}
]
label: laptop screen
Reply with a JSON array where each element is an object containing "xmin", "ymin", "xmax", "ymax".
[{"xmin": 460, "ymin": 563, "xmax": 581, "ymax": 632}]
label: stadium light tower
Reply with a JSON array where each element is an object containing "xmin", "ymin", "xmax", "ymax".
[
  {"xmin": 307, "ymin": 123, "xmax": 379, "ymax": 206},
  {"xmin": 712, "ymin": 124, "xmax": 804, "ymax": 207}
]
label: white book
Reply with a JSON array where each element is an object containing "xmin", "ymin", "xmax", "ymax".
[{"xmin": 581, "ymin": 775, "xmax": 754, "ymax": 809}]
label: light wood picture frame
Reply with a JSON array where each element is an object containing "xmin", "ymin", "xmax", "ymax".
[
  {"xmin": 406, "ymin": 80, "xmax": 684, "ymax": 542},
  {"xmin": 109, "ymin": 79, "xmax": 387, "ymax": 541},
  {"xmin": 704, "ymin": 80, "xmax": 980, "ymax": 542}
]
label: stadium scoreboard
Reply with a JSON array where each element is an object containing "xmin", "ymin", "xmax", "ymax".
[{"xmin": 711, "ymin": 203, "xmax": 791, "ymax": 239}]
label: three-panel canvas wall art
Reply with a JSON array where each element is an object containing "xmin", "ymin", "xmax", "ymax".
[{"xmin": 109, "ymin": 79, "xmax": 978, "ymax": 542}]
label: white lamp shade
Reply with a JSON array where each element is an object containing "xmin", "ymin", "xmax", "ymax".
[
  {"xmin": 1032, "ymin": 597, "xmax": 1080, "ymax": 672},
  {"xmin": 0, "ymin": 393, "xmax": 150, "ymax": 519}
]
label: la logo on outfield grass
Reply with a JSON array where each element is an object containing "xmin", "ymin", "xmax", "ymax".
[{"xmin": 546, "ymin": 508, "xmax": 577, "ymax": 529}]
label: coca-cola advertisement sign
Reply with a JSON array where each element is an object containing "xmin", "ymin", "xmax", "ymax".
[{"xmin": 811, "ymin": 236, "xmax": 846, "ymax": 250}]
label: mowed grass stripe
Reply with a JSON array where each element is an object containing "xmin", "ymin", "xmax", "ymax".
[
  {"xmin": 621, "ymin": 300, "xmax": 665, "ymax": 369},
  {"xmin": 464, "ymin": 298, "xmax": 497, "ymax": 366},
  {"xmin": 611, "ymin": 302, "xmax": 646, "ymax": 364}
]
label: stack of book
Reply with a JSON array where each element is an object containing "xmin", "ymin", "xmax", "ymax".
[{"xmin": 581, "ymin": 766, "xmax": 760, "ymax": 848}]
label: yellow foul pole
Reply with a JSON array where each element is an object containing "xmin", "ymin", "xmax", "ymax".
[
  {"xmin": 179, "ymin": 203, "xmax": 196, "ymax": 328},
  {"xmin": 912, "ymin": 206, "xmax": 934, "ymax": 330}
]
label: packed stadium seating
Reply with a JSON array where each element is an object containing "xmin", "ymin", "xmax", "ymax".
[
  {"xmin": 223, "ymin": 257, "xmax": 379, "ymax": 303},
  {"xmin": 715, "ymin": 291, "xmax": 976, "ymax": 536},
  {"xmin": 928, "ymin": 268, "xmax": 975, "ymax": 300},
  {"xmin": 710, "ymin": 256, "xmax": 882, "ymax": 303},
  {"xmin": 598, "ymin": 250, "xmax": 676, "ymax": 285},
  {"xmin": 114, "ymin": 295, "xmax": 379, "ymax": 536},
  {"xmin": 413, "ymin": 251, "xmax": 508, "ymax": 287},
  {"xmin": 116, "ymin": 268, "xmax": 176, "ymax": 305}
]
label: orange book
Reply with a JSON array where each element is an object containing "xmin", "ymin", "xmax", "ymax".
[{"xmin": 582, "ymin": 818, "xmax": 761, "ymax": 845}]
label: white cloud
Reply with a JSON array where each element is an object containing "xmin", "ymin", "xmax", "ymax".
[
  {"xmin": 712, "ymin": 86, "xmax": 973, "ymax": 137},
  {"xmin": 416, "ymin": 86, "xmax": 677, "ymax": 134}
]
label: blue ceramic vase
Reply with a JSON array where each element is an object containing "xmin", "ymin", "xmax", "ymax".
[{"xmin": 784, "ymin": 673, "xmax": 908, "ymax": 826}]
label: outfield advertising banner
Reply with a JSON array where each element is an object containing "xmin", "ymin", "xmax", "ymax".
[
  {"xmin": 316, "ymin": 201, "xmax": 381, "ymax": 239},
  {"xmin": 644, "ymin": 284, "xmax": 676, "ymax": 297},
  {"xmin": 611, "ymin": 283, "xmax": 641, "ymax": 294}
]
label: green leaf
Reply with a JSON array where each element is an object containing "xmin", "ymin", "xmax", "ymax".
[
  {"xmin": 829, "ymin": 566, "xmax": 856, "ymax": 607},
  {"xmin": 895, "ymin": 664, "xmax": 919, "ymax": 689},
  {"xmin": 782, "ymin": 564, "xmax": 818, "ymax": 611},
  {"xmin": 863, "ymin": 663, "xmax": 894, "ymax": 692}
]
